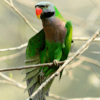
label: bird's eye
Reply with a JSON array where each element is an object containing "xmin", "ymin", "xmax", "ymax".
[{"xmin": 45, "ymin": 5, "xmax": 48, "ymax": 7}]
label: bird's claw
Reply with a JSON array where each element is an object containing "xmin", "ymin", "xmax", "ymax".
[{"xmin": 53, "ymin": 60, "xmax": 59, "ymax": 67}]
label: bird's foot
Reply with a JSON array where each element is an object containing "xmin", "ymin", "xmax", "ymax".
[{"xmin": 53, "ymin": 60, "xmax": 59, "ymax": 67}]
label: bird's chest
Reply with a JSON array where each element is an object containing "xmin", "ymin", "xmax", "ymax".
[
  {"xmin": 42, "ymin": 17, "xmax": 66, "ymax": 43},
  {"xmin": 45, "ymin": 40, "xmax": 62, "ymax": 62}
]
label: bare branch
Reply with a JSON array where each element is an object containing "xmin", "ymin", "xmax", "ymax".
[
  {"xmin": 0, "ymin": 78, "xmax": 100, "ymax": 100},
  {"xmin": 26, "ymin": 29, "xmax": 100, "ymax": 100},
  {"xmin": 3, "ymin": 0, "xmax": 38, "ymax": 33},
  {"xmin": 0, "ymin": 37, "xmax": 100, "ymax": 52},
  {"xmin": 0, "ymin": 43, "xmax": 27, "ymax": 52},
  {"xmin": 0, "ymin": 30, "xmax": 100, "ymax": 73},
  {"xmin": 0, "ymin": 54, "xmax": 99, "ymax": 72},
  {"xmin": 0, "ymin": 0, "xmax": 99, "ymax": 53},
  {"xmin": 0, "ymin": 72, "xmax": 100, "ymax": 100},
  {"xmin": 10, "ymin": 0, "xmax": 13, "ymax": 6},
  {"xmin": 0, "ymin": 51, "xmax": 100, "ymax": 72},
  {"xmin": 0, "ymin": 61, "xmax": 64, "ymax": 72},
  {"xmin": 73, "ymin": 37, "xmax": 100, "ymax": 41}
]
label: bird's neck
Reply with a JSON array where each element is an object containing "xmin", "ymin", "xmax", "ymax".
[{"xmin": 42, "ymin": 16, "xmax": 66, "ymax": 43}]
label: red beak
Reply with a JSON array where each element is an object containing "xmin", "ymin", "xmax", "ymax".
[{"xmin": 35, "ymin": 7, "xmax": 42, "ymax": 19}]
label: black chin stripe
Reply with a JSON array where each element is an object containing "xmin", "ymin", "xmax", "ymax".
[
  {"xmin": 41, "ymin": 12, "xmax": 55, "ymax": 19},
  {"xmin": 35, "ymin": 5, "xmax": 46, "ymax": 8}
]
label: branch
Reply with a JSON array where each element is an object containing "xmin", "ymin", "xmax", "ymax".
[
  {"xmin": 26, "ymin": 29, "xmax": 100, "ymax": 100},
  {"xmin": 0, "ymin": 78, "xmax": 100, "ymax": 100},
  {"xmin": 0, "ymin": 72, "xmax": 100, "ymax": 100},
  {"xmin": 10, "ymin": 0, "xmax": 13, "ymax": 6},
  {"xmin": 0, "ymin": 30, "xmax": 100, "ymax": 72},
  {"xmin": 73, "ymin": 37, "xmax": 100, "ymax": 41},
  {"xmin": 0, "ymin": 0, "xmax": 98, "ymax": 53},
  {"xmin": 0, "ymin": 37, "xmax": 100, "ymax": 52},
  {"xmin": 0, "ymin": 43, "xmax": 27, "ymax": 52},
  {"xmin": 3, "ymin": 0, "xmax": 38, "ymax": 33},
  {"xmin": 0, "ymin": 51, "xmax": 100, "ymax": 72},
  {"xmin": 0, "ymin": 61, "xmax": 64, "ymax": 72}
]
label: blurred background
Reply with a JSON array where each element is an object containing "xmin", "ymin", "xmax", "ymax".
[{"xmin": 0, "ymin": 0, "xmax": 100, "ymax": 100}]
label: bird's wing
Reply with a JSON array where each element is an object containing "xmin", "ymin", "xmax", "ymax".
[
  {"xmin": 60, "ymin": 20, "xmax": 73, "ymax": 79},
  {"xmin": 23, "ymin": 29, "xmax": 46, "ymax": 100}
]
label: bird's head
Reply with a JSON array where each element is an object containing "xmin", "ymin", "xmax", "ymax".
[{"xmin": 35, "ymin": 1, "xmax": 55, "ymax": 19}]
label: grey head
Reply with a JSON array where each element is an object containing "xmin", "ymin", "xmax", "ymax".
[{"xmin": 35, "ymin": 1, "xmax": 55, "ymax": 19}]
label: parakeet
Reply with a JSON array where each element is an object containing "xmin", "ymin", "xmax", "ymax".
[{"xmin": 23, "ymin": 1, "xmax": 73, "ymax": 100}]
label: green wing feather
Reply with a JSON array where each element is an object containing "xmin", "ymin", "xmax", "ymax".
[
  {"xmin": 24, "ymin": 29, "xmax": 46, "ymax": 100},
  {"xmin": 60, "ymin": 20, "xmax": 73, "ymax": 79},
  {"xmin": 26, "ymin": 29, "xmax": 45, "ymax": 59},
  {"xmin": 24, "ymin": 29, "xmax": 55, "ymax": 100}
]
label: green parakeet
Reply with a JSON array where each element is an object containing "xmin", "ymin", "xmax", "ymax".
[{"xmin": 23, "ymin": 1, "xmax": 73, "ymax": 100}]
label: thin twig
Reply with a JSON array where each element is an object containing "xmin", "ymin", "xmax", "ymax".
[
  {"xmin": 73, "ymin": 37, "xmax": 100, "ymax": 41},
  {"xmin": 0, "ymin": 72, "xmax": 100, "ymax": 100},
  {"xmin": 0, "ymin": 0, "xmax": 99, "ymax": 53},
  {"xmin": 0, "ymin": 52, "xmax": 100, "ymax": 72},
  {"xmin": 0, "ymin": 37, "xmax": 100, "ymax": 52},
  {"xmin": 26, "ymin": 29, "xmax": 100, "ymax": 100},
  {"xmin": 3, "ymin": 0, "xmax": 38, "ymax": 33},
  {"xmin": 0, "ymin": 43, "xmax": 27, "ymax": 52},
  {"xmin": 10, "ymin": 0, "xmax": 13, "ymax": 6},
  {"xmin": 0, "ymin": 78, "xmax": 100, "ymax": 100},
  {"xmin": 0, "ymin": 61, "xmax": 64, "ymax": 72}
]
